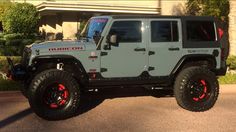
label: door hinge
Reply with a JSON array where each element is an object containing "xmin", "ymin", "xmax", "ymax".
[
  {"xmin": 148, "ymin": 51, "xmax": 155, "ymax": 56},
  {"xmin": 101, "ymin": 68, "xmax": 108, "ymax": 72},
  {"xmin": 148, "ymin": 66, "xmax": 155, "ymax": 71},
  {"xmin": 101, "ymin": 52, "xmax": 108, "ymax": 56}
]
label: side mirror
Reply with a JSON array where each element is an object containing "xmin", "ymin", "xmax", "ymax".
[
  {"xmin": 109, "ymin": 35, "xmax": 117, "ymax": 44},
  {"xmin": 104, "ymin": 34, "xmax": 118, "ymax": 50}
]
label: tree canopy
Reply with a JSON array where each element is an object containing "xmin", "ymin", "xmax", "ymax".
[
  {"xmin": 186, "ymin": 0, "xmax": 229, "ymax": 22},
  {"xmin": 2, "ymin": 3, "xmax": 40, "ymax": 35},
  {"xmin": 0, "ymin": 0, "xmax": 11, "ymax": 21}
]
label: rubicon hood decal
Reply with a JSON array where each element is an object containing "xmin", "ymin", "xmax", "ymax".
[{"xmin": 49, "ymin": 46, "xmax": 84, "ymax": 52}]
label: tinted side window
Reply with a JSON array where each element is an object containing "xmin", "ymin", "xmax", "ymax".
[
  {"xmin": 151, "ymin": 21, "xmax": 178, "ymax": 42},
  {"xmin": 109, "ymin": 21, "xmax": 141, "ymax": 42},
  {"xmin": 187, "ymin": 21, "xmax": 216, "ymax": 41}
]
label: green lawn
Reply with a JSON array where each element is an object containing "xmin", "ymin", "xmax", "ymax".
[
  {"xmin": 0, "ymin": 79, "xmax": 21, "ymax": 91},
  {"xmin": 218, "ymin": 73, "xmax": 236, "ymax": 84}
]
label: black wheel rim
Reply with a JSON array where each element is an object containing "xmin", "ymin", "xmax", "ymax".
[
  {"xmin": 43, "ymin": 83, "xmax": 70, "ymax": 109},
  {"xmin": 189, "ymin": 79, "xmax": 211, "ymax": 102}
]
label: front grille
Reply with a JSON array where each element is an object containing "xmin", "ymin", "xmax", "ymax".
[{"xmin": 21, "ymin": 47, "xmax": 31, "ymax": 66}]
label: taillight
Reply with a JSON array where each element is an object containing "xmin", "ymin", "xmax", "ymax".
[
  {"xmin": 218, "ymin": 28, "xmax": 225, "ymax": 60},
  {"xmin": 218, "ymin": 28, "xmax": 224, "ymax": 40}
]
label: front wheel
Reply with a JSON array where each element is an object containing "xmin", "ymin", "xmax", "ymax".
[
  {"xmin": 174, "ymin": 67, "xmax": 219, "ymax": 112},
  {"xmin": 28, "ymin": 69, "xmax": 80, "ymax": 120}
]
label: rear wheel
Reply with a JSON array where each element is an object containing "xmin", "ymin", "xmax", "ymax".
[
  {"xmin": 28, "ymin": 69, "xmax": 80, "ymax": 120},
  {"xmin": 174, "ymin": 67, "xmax": 219, "ymax": 112}
]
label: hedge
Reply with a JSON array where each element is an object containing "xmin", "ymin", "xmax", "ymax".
[
  {"xmin": 4, "ymin": 33, "xmax": 25, "ymax": 41},
  {"xmin": 0, "ymin": 56, "xmax": 21, "ymax": 72},
  {"xmin": 0, "ymin": 78, "xmax": 20, "ymax": 91},
  {"xmin": 0, "ymin": 38, "xmax": 34, "ymax": 56},
  {"xmin": 227, "ymin": 56, "xmax": 236, "ymax": 70}
]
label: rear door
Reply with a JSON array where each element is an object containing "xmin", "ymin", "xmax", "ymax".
[{"xmin": 148, "ymin": 19, "xmax": 183, "ymax": 76}]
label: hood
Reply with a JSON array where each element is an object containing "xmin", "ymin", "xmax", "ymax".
[{"xmin": 29, "ymin": 40, "xmax": 96, "ymax": 55}]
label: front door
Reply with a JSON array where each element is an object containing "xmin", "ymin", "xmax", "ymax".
[{"xmin": 101, "ymin": 20, "xmax": 147, "ymax": 78}]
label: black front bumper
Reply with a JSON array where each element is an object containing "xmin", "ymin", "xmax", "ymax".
[{"xmin": 7, "ymin": 57, "xmax": 27, "ymax": 81}]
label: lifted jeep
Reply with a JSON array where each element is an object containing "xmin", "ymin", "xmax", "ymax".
[{"xmin": 8, "ymin": 15, "xmax": 227, "ymax": 120}]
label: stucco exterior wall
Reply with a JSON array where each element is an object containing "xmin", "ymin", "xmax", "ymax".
[
  {"xmin": 39, "ymin": 13, "xmax": 81, "ymax": 40},
  {"xmin": 160, "ymin": 0, "xmax": 187, "ymax": 15},
  {"xmin": 229, "ymin": 0, "xmax": 236, "ymax": 55},
  {"xmin": 13, "ymin": 0, "xmax": 159, "ymax": 8}
]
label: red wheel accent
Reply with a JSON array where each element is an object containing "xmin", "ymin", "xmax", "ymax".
[
  {"xmin": 199, "ymin": 93, "xmax": 206, "ymax": 99},
  {"xmin": 193, "ymin": 98, "xmax": 199, "ymax": 101},
  {"xmin": 50, "ymin": 103, "xmax": 58, "ymax": 108},
  {"xmin": 58, "ymin": 84, "xmax": 65, "ymax": 91},
  {"xmin": 63, "ymin": 90, "xmax": 68, "ymax": 99},
  {"xmin": 192, "ymin": 79, "xmax": 208, "ymax": 102},
  {"xmin": 200, "ymin": 80, "xmax": 206, "ymax": 86},
  {"xmin": 44, "ymin": 83, "xmax": 70, "ymax": 109}
]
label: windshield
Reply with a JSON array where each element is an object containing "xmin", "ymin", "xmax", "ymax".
[{"xmin": 81, "ymin": 18, "xmax": 108, "ymax": 39}]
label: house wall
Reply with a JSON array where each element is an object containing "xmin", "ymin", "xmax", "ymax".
[
  {"xmin": 161, "ymin": 0, "xmax": 187, "ymax": 15},
  {"xmin": 229, "ymin": 0, "xmax": 236, "ymax": 55},
  {"xmin": 12, "ymin": 0, "xmax": 159, "ymax": 8},
  {"xmin": 39, "ymin": 12, "xmax": 83, "ymax": 40}
]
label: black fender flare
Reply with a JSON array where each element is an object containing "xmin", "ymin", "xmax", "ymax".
[
  {"xmin": 31, "ymin": 55, "xmax": 88, "ymax": 86},
  {"xmin": 171, "ymin": 54, "xmax": 217, "ymax": 75}
]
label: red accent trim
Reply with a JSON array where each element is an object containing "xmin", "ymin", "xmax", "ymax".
[{"xmin": 49, "ymin": 47, "xmax": 83, "ymax": 52}]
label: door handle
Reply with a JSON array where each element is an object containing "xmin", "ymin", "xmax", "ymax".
[
  {"xmin": 134, "ymin": 48, "xmax": 146, "ymax": 51},
  {"xmin": 168, "ymin": 47, "xmax": 180, "ymax": 51}
]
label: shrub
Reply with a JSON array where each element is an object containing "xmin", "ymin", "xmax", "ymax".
[
  {"xmin": 227, "ymin": 56, "xmax": 236, "ymax": 70},
  {"xmin": 0, "ymin": 39, "xmax": 5, "ymax": 46},
  {"xmin": 21, "ymin": 39, "xmax": 34, "ymax": 45},
  {"xmin": 0, "ymin": 33, "xmax": 4, "ymax": 38},
  {"xmin": 2, "ymin": 3, "xmax": 40, "ymax": 35},
  {"xmin": 3, "ymin": 33, "xmax": 25, "ymax": 41},
  {"xmin": 0, "ymin": 56, "xmax": 21, "ymax": 72},
  {"xmin": 0, "ymin": 79, "xmax": 21, "ymax": 91},
  {"xmin": 0, "ymin": 0, "xmax": 11, "ymax": 22},
  {"xmin": 5, "ymin": 39, "xmax": 22, "ymax": 46},
  {"xmin": 0, "ymin": 39, "xmax": 33, "ymax": 56}
]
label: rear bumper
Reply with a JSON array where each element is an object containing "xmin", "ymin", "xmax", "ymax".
[
  {"xmin": 214, "ymin": 61, "xmax": 227, "ymax": 76},
  {"xmin": 215, "ymin": 67, "xmax": 227, "ymax": 76}
]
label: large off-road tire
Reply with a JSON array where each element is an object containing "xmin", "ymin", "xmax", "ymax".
[
  {"xmin": 174, "ymin": 67, "xmax": 219, "ymax": 112},
  {"xmin": 28, "ymin": 69, "xmax": 80, "ymax": 120}
]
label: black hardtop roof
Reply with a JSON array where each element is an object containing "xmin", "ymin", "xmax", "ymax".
[{"xmin": 109, "ymin": 15, "xmax": 215, "ymax": 20}]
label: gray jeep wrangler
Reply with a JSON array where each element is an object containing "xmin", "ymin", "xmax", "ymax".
[{"xmin": 8, "ymin": 15, "xmax": 227, "ymax": 120}]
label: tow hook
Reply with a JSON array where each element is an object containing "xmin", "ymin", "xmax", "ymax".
[{"xmin": 57, "ymin": 63, "xmax": 64, "ymax": 70}]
